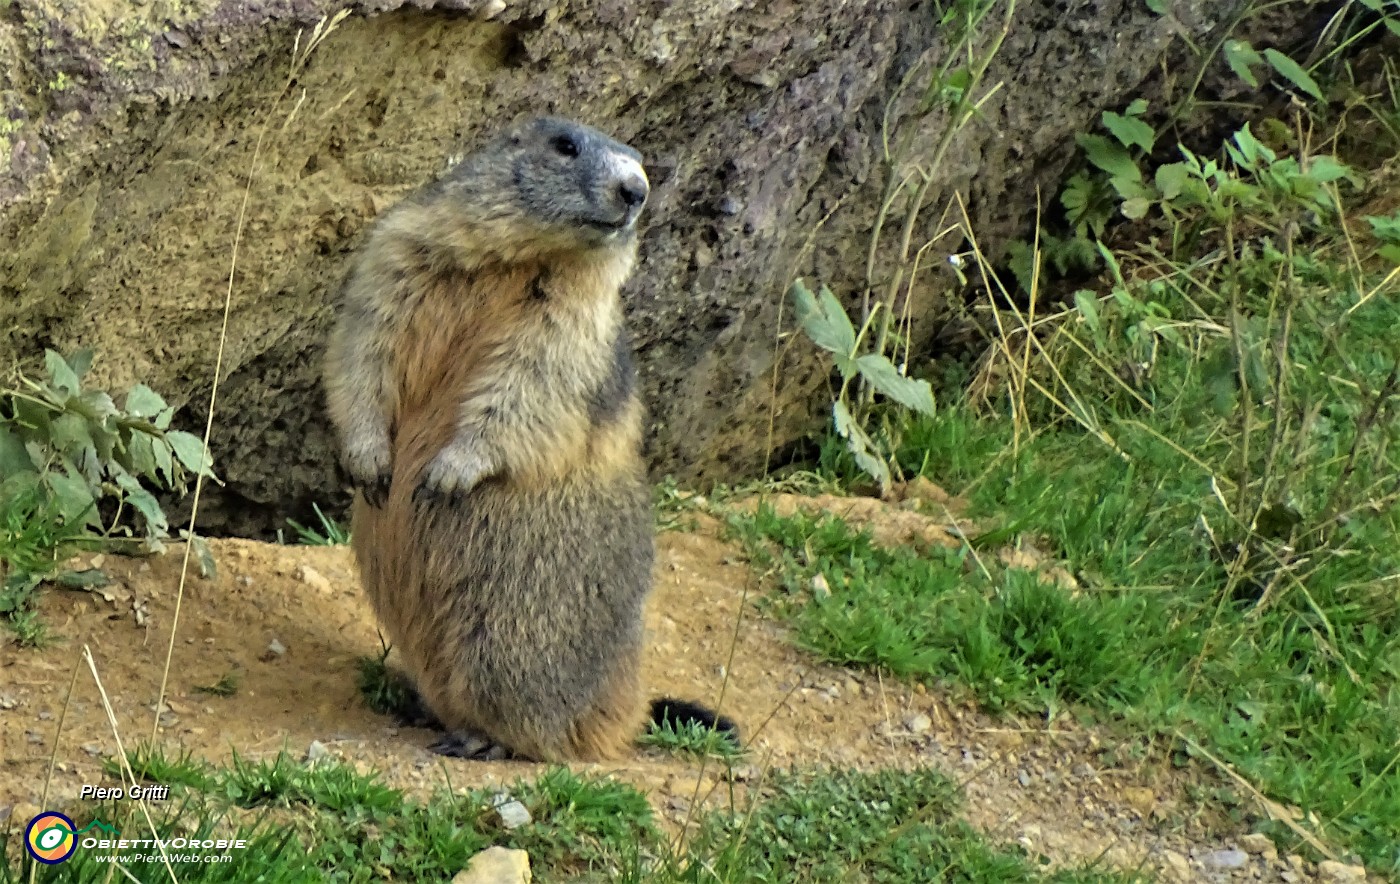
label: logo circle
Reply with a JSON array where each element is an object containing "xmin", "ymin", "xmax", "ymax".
[{"xmin": 25, "ymin": 812, "xmax": 77, "ymax": 864}]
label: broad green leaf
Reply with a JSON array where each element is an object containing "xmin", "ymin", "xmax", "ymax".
[
  {"xmin": 44, "ymin": 349, "xmax": 81, "ymax": 397},
  {"xmin": 153, "ymin": 438, "xmax": 175, "ymax": 486},
  {"xmin": 80, "ymin": 390, "xmax": 119, "ymax": 423},
  {"xmin": 167, "ymin": 430, "xmax": 215, "ymax": 477},
  {"xmin": 49, "ymin": 413, "xmax": 94, "ymax": 459},
  {"xmin": 126, "ymin": 432, "xmax": 159, "ymax": 481},
  {"xmin": 1073, "ymin": 290, "xmax": 1103, "ymax": 342},
  {"xmin": 1126, "ymin": 98, "xmax": 1149, "ymax": 116},
  {"xmin": 1145, "ymin": 0, "xmax": 1166, "ymax": 13},
  {"xmin": 67, "ymin": 349, "xmax": 94, "ymax": 380},
  {"xmin": 46, "ymin": 468, "xmax": 97, "ymax": 527},
  {"xmin": 1223, "ymin": 39, "xmax": 1262, "ymax": 88},
  {"xmin": 1304, "ymin": 155, "xmax": 1356, "ymax": 186},
  {"xmin": 1102, "ymin": 109, "xmax": 1155, "ymax": 153},
  {"xmin": 1263, "ymin": 49, "xmax": 1323, "ymax": 101},
  {"xmin": 1155, "ymin": 162, "xmax": 1190, "ymax": 201},
  {"xmin": 790, "ymin": 279, "xmax": 857, "ymax": 359},
  {"xmin": 0, "ymin": 472, "xmax": 42, "ymax": 510},
  {"xmin": 0, "ymin": 426, "xmax": 37, "ymax": 477},
  {"xmin": 1366, "ymin": 213, "xmax": 1400, "ymax": 244},
  {"xmin": 1231, "ymin": 124, "xmax": 1277, "ymax": 168},
  {"xmin": 832, "ymin": 401, "xmax": 890, "ymax": 493},
  {"xmin": 1110, "ymin": 175, "xmax": 1156, "ymax": 202},
  {"xmin": 854, "ymin": 354, "xmax": 935, "ymax": 415},
  {"xmin": 1121, "ymin": 198, "xmax": 1152, "ymax": 220},
  {"xmin": 1378, "ymin": 244, "xmax": 1400, "ymax": 265},
  {"xmin": 1077, "ymin": 134, "xmax": 1141, "ymax": 181},
  {"xmin": 115, "ymin": 472, "xmax": 169, "ymax": 536},
  {"xmin": 86, "ymin": 413, "xmax": 119, "ymax": 465},
  {"xmin": 13, "ymin": 395, "xmax": 54, "ymax": 439},
  {"xmin": 124, "ymin": 384, "xmax": 168, "ymax": 419}
]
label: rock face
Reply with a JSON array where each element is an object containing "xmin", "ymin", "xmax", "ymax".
[{"xmin": 1, "ymin": 0, "xmax": 1251, "ymax": 534}]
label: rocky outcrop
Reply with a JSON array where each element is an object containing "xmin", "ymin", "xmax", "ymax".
[{"xmin": 1, "ymin": 0, "xmax": 1254, "ymax": 534}]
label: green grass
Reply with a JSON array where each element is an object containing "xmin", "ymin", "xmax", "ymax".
[
  {"xmin": 193, "ymin": 670, "xmax": 242, "ymax": 697},
  {"xmin": 639, "ymin": 719, "xmax": 747, "ymax": 763},
  {"xmin": 2, "ymin": 749, "xmax": 1133, "ymax": 883},
  {"xmin": 285, "ymin": 503, "xmax": 350, "ymax": 546},
  {"xmin": 104, "ymin": 744, "xmax": 217, "ymax": 791},
  {"xmin": 677, "ymin": 767, "xmax": 1140, "ymax": 884},
  {"xmin": 744, "ymin": 119, "xmax": 1400, "ymax": 872},
  {"xmin": 355, "ymin": 650, "xmax": 420, "ymax": 719},
  {"xmin": 0, "ymin": 487, "xmax": 86, "ymax": 645}
]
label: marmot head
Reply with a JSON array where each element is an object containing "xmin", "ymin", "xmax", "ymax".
[{"xmin": 436, "ymin": 116, "xmax": 650, "ymax": 258}]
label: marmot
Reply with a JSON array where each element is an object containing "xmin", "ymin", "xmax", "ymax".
[{"xmin": 324, "ymin": 116, "xmax": 736, "ymax": 761}]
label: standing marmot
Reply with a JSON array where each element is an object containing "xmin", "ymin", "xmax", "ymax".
[{"xmin": 324, "ymin": 116, "xmax": 734, "ymax": 761}]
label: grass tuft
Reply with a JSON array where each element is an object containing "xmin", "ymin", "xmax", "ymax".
[{"xmin": 639, "ymin": 718, "xmax": 747, "ymax": 762}]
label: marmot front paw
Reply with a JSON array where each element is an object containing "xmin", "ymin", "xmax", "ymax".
[
  {"xmin": 342, "ymin": 446, "xmax": 392, "ymax": 507},
  {"xmin": 412, "ymin": 443, "xmax": 491, "ymax": 506}
]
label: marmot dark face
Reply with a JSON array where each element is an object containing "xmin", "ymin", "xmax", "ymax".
[{"xmin": 441, "ymin": 116, "xmax": 649, "ymax": 252}]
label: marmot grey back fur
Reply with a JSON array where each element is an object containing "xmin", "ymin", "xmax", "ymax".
[{"xmin": 324, "ymin": 117, "xmax": 731, "ymax": 761}]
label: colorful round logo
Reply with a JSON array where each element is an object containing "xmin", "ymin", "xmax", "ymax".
[{"xmin": 25, "ymin": 811, "xmax": 78, "ymax": 864}]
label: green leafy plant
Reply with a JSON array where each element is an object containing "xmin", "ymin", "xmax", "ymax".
[
  {"xmin": 356, "ymin": 647, "xmax": 417, "ymax": 718},
  {"xmin": 0, "ymin": 485, "xmax": 85, "ymax": 644},
  {"xmin": 1367, "ymin": 209, "xmax": 1400, "ymax": 263},
  {"xmin": 788, "ymin": 1, "xmax": 1017, "ymax": 494},
  {"xmin": 0, "ymin": 349, "xmax": 217, "ymax": 549},
  {"xmin": 791, "ymin": 280, "xmax": 936, "ymax": 493}
]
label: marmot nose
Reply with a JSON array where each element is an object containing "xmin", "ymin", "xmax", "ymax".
[{"xmin": 617, "ymin": 176, "xmax": 648, "ymax": 210}]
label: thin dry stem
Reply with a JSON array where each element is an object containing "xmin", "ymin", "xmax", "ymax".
[
  {"xmin": 85, "ymin": 646, "xmax": 179, "ymax": 882},
  {"xmin": 151, "ymin": 12, "xmax": 347, "ymax": 746}
]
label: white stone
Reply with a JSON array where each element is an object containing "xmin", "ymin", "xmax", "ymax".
[{"xmin": 451, "ymin": 846, "xmax": 530, "ymax": 884}]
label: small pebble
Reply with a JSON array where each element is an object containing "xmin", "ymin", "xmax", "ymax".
[
  {"xmin": 1316, "ymin": 860, "xmax": 1367, "ymax": 882},
  {"xmin": 1202, "ymin": 848, "xmax": 1248, "ymax": 870},
  {"xmin": 489, "ymin": 792, "xmax": 532, "ymax": 830},
  {"xmin": 809, "ymin": 573, "xmax": 830, "ymax": 601},
  {"xmin": 474, "ymin": 0, "xmax": 507, "ymax": 20},
  {"xmin": 1239, "ymin": 832, "xmax": 1277, "ymax": 860},
  {"xmin": 297, "ymin": 565, "xmax": 332, "ymax": 592},
  {"xmin": 451, "ymin": 846, "xmax": 530, "ymax": 884},
  {"xmin": 903, "ymin": 712, "xmax": 932, "ymax": 735},
  {"xmin": 306, "ymin": 740, "xmax": 330, "ymax": 763},
  {"xmin": 1160, "ymin": 850, "xmax": 1192, "ymax": 881}
]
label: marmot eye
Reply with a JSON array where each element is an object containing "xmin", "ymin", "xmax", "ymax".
[{"xmin": 551, "ymin": 135, "xmax": 580, "ymax": 158}]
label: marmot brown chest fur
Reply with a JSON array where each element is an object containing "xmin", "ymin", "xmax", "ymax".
[{"xmin": 324, "ymin": 116, "xmax": 732, "ymax": 761}]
